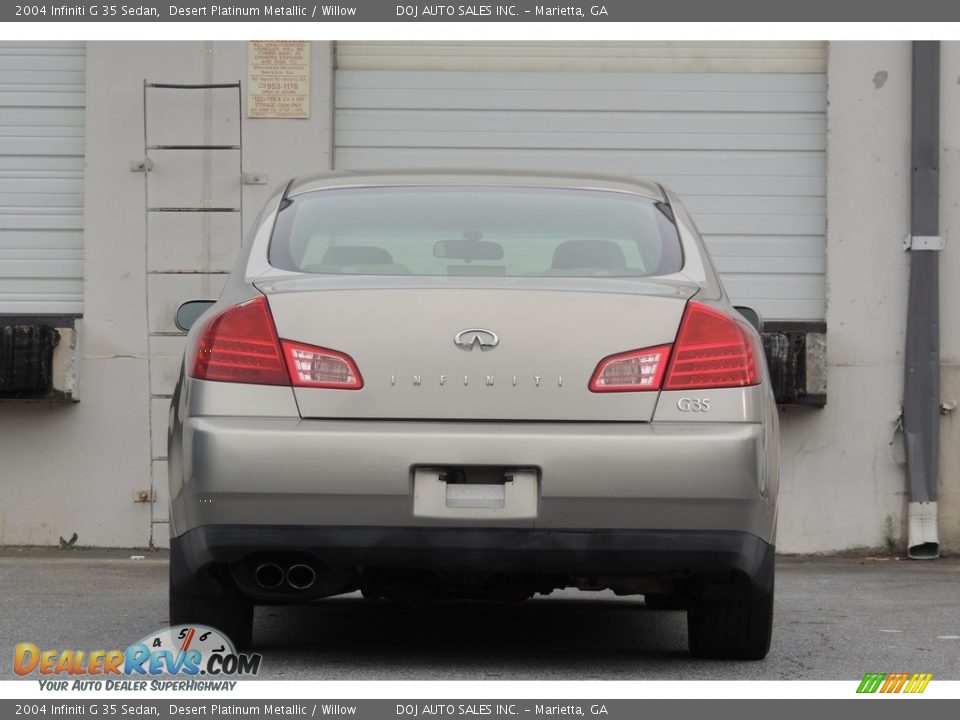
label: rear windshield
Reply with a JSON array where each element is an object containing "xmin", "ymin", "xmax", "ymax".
[{"xmin": 268, "ymin": 186, "xmax": 683, "ymax": 278}]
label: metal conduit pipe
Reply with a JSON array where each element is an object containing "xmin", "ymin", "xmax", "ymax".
[{"xmin": 903, "ymin": 41, "xmax": 942, "ymax": 559}]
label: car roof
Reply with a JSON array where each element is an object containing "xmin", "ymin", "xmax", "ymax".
[{"xmin": 286, "ymin": 168, "xmax": 666, "ymax": 201}]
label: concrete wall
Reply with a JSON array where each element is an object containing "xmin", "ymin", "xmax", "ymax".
[
  {"xmin": 778, "ymin": 41, "xmax": 960, "ymax": 554},
  {"xmin": 935, "ymin": 42, "xmax": 960, "ymax": 554},
  {"xmin": 0, "ymin": 41, "xmax": 334, "ymax": 548},
  {"xmin": 776, "ymin": 42, "xmax": 912, "ymax": 553},
  {"xmin": 0, "ymin": 40, "xmax": 957, "ymax": 554}
]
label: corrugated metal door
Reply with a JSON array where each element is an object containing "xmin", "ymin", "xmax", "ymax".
[
  {"xmin": 333, "ymin": 42, "xmax": 826, "ymax": 321},
  {"xmin": 0, "ymin": 42, "xmax": 85, "ymax": 316}
]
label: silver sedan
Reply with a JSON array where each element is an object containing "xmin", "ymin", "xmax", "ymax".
[{"xmin": 168, "ymin": 170, "xmax": 779, "ymax": 660}]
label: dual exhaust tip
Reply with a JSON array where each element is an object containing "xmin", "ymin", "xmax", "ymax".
[{"xmin": 254, "ymin": 562, "xmax": 316, "ymax": 591}]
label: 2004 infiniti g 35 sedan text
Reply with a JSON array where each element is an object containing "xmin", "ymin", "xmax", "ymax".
[{"xmin": 168, "ymin": 170, "xmax": 779, "ymax": 660}]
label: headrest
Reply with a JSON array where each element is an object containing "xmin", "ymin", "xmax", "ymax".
[{"xmin": 551, "ymin": 240, "xmax": 626, "ymax": 270}]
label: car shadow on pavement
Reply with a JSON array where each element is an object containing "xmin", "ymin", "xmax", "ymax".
[{"xmin": 250, "ymin": 595, "xmax": 692, "ymax": 679}]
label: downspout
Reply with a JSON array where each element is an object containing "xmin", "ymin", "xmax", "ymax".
[{"xmin": 903, "ymin": 41, "xmax": 941, "ymax": 559}]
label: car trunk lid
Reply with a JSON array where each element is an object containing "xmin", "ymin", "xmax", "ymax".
[{"xmin": 257, "ymin": 275, "xmax": 697, "ymax": 421}]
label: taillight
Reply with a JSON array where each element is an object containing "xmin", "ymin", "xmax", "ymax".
[
  {"xmin": 191, "ymin": 296, "xmax": 289, "ymax": 386},
  {"xmin": 190, "ymin": 296, "xmax": 363, "ymax": 390},
  {"xmin": 281, "ymin": 341, "xmax": 363, "ymax": 390},
  {"xmin": 588, "ymin": 345, "xmax": 671, "ymax": 392},
  {"xmin": 587, "ymin": 302, "xmax": 760, "ymax": 393},
  {"xmin": 663, "ymin": 302, "xmax": 760, "ymax": 390}
]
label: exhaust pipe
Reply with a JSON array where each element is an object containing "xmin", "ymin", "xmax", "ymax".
[
  {"xmin": 286, "ymin": 564, "xmax": 317, "ymax": 590},
  {"xmin": 253, "ymin": 562, "xmax": 285, "ymax": 589}
]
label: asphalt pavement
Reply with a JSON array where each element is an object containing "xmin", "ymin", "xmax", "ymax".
[{"xmin": 1, "ymin": 548, "xmax": 959, "ymax": 680}]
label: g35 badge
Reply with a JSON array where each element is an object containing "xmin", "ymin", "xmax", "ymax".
[{"xmin": 677, "ymin": 397, "xmax": 711, "ymax": 412}]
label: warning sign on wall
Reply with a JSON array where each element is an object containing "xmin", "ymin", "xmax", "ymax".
[{"xmin": 247, "ymin": 41, "xmax": 311, "ymax": 119}]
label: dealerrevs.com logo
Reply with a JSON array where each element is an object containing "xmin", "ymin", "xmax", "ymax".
[{"xmin": 14, "ymin": 625, "xmax": 261, "ymax": 691}]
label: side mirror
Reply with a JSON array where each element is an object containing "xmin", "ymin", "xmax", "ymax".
[
  {"xmin": 175, "ymin": 300, "xmax": 216, "ymax": 332},
  {"xmin": 734, "ymin": 306, "xmax": 763, "ymax": 333}
]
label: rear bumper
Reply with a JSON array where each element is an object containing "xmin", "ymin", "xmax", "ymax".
[
  {"xmin": 170, "ymin": 524, "xmax": 775, "ymax": 589},
  {"xmin": 172, "ymin": 417, "xmax": 777, "ymax": 540}
]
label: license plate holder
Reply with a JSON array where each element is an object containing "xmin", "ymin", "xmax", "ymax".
[
  {"xmin": 445, "ymin": 482, "xmax": 506, "ymax": 509},
  {"xmin": 412, "ymin": 467, "xmax": 539, "ymax": 519}
]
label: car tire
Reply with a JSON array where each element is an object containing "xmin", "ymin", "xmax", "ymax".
[
  {"xmin": 643, "ymin": 593, "xmax": 687, "ymax": 610},
  {"xmin": 687, "ymin": 549, "xmax": 774, "ymax": 660},
  {"xmin": 687, "ymin": 594, "xmax": 773, "ymax": 660},
  {"xmin": 687, "ymin": 559, "xmax": 774, "ymax": 661},
  {"xmin": 169, "ymin": 559, "xmax": 254, "ymax": 650}
]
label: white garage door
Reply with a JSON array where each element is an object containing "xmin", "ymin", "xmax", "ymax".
[
  {"xmin": 0, "ymin": 42, "xmax": 85, "ymax": 316},
  {"xmin": 333, "ymin": 42, "xmax": 826, "ymax": 321}
]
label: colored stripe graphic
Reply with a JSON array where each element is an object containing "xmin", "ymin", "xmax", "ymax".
[
  {"xmin": 905, "ymin": 673, "xmax": 933, "ymax": 693},
  {"xmin": 857, "ymin": 672, "xmax": 932, "ymax": 694},
  {"xmin": 857, "ymin": 673, "xmax": 886, "ymax": 693},
  {"xmin": 881, "ymin": 672, "xmax": 908, "ymax": 693}
]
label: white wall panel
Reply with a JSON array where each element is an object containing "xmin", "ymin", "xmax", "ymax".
[
  {"xmin": 0, "ymin": 42, "xmax": 85, "ymax": 315},
  {"xmin": 334, "ymin": 68, "xmax": 827, "ymax": 320},
  {"xmin": 336, "ymin": 42, "xmax": 827, "ymax": 74}
]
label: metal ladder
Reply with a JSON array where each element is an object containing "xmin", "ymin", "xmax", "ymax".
[
  {"xmin": 143, "ymin": 81, "xmax": 243, "ymax": 215},
  {"xmin": 141, "ymin": 80, "xmax": 243, "ymax": 546}
]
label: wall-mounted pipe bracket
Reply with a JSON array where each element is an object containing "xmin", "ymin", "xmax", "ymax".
[{"xmin": 902, "ymin": 234, "xmax": 944, "ymax": 251}]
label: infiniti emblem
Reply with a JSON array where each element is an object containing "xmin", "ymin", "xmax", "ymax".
[{"xmin": 454, "ymin": 328, "xmax": 499, "ymax": 351}]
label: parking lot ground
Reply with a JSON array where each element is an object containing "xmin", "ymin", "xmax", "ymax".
[{"xmin": 1, "ymin": 548, "xmax": 959, "ymax": 681}]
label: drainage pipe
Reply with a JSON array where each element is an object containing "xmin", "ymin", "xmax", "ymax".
[{"xmin": 903, "ymin": 41, "xmax": 941, "ymax": 559}]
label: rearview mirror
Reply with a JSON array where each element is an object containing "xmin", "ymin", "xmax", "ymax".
[
  {"xmin": 734, "ymin": 306, "xmax": 763, "ymax": 333},
  {"xmin": 434, "ymin": 239, "xmax": 504, "ymax": 262},
  {"xmin": 175, "ymin": 300, "xmax": 216, "ymax": 332}
]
